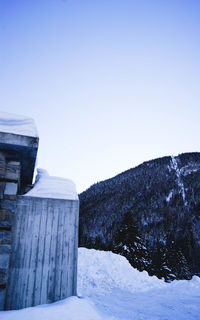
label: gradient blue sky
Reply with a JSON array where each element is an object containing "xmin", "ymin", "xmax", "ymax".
[{"xmin": 0, "ymin": 0, "xmax": 200, "ymax": 192}]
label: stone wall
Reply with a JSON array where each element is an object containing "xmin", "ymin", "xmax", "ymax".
[{"xmin": 0, "ymin": 153, "xmax": 20, "ymax": 309}]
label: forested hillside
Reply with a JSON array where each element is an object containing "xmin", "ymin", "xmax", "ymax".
[{"xmin": 79, "ymin": 153, "xmax": 200, "ymax": 281}]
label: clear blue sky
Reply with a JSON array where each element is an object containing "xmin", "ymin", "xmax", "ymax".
[{"xmin": 0, "ymin": 0, "xmax": 200, "ymax": 192}]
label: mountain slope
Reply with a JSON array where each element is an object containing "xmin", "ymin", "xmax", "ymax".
[{"xmin": 79, "ymin": 152, "xmax": 200, "ymax": 280}]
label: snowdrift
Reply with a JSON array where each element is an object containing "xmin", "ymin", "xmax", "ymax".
[{"xmin": 78, "ymin": 247, "xmax": 165, "ymax": 295}]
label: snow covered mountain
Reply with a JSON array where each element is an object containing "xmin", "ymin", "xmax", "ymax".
[{"xmin": 79, "ymin": 152, "xmax": 200, "ymax": 281}]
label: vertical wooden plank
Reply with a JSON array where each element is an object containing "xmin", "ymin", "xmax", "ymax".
[
  {"xmin": 33, "ymin": 199, "xmax": 48, "ymax": 306},
  {"xmin": 39, "ymin": 199, "xmax": 52, "ymax": 304},
  {"xmin": 72, "ymin": 201, "xmax": 79, "ymax": 295},
  {"xmin": 60, "ymin": 200, "xmax": 69, "ymax": 300},
  {"xmin": 47, "ymin": 201, "xmax": 59, "ymax": 303},
  {"xmin": 54, "ymin": 201, "xmax": 64, "ymax": 301}
]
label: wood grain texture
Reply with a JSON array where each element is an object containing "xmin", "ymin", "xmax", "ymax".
[{"xmin": 5, "ymin": 196, "xmax": 79, "ymax": 310}]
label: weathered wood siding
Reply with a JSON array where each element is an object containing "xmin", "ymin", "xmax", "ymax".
[{"xmin": 5, "ymin": 196, "xmax": 79, "ymax": 310}]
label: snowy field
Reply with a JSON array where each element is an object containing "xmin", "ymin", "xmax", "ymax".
[{"xmin": 1, "ymin": 248, "xmax": 200, "ymax": 320}]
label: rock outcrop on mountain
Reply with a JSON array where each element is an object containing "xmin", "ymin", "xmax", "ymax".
[{"xmin": 79, "ymin": 152, "xmax": 200, "ymax": 281}]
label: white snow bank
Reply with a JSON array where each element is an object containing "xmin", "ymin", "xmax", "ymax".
[
  {"xmin": 78, "ymin": 248, "xmax": 165, "ymax": 295},
  {"xmin": 0, "ymin": 296, "xmax": 102, "ymax": 320},
  {"xmin": 0, "ymin": 111, "xmax": 38, "ymax": 137},
  {"xmin": 24, "ymin": 168, "xmax": 78, "ymax": 200},
  {"xmin": 78, "ymin": 248, "xmax": 200, "ymax": 320}
]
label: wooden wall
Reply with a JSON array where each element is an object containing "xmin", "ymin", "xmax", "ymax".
[{"xmin": 5, "ymin": 196, "xmax": 79, "ymax": 310}]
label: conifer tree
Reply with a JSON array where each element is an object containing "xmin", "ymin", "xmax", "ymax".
[{"xmin": 114, "ymin": 212, "xmax": 151, "ymax": 271}]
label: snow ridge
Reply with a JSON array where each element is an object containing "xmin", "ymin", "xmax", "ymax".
[{"xmin": 171, "ymin": 156, "xmax": 187, "ymax": 206}]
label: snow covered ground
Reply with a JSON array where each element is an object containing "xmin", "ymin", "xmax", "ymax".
[{"xmin": 1, "ymin": 248, "xmax": 200, "ymax": 320}]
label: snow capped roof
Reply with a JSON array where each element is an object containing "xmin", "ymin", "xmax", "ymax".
[
  {"xmin": 24, "ymin": 168, "xmax": 78, "ymax": 200},
  {"xmin": 0, "ymin": 111, "xmax": 38, "ymax": 137}
]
